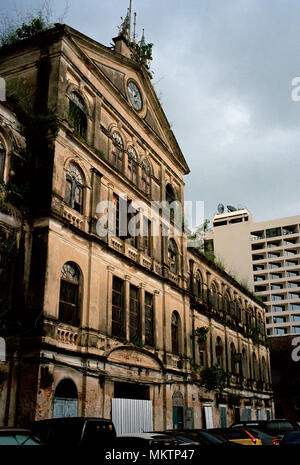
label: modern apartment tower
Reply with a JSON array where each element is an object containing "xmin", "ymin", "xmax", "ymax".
[{"xmin": 205, "ymin": 209, "xmax": 300, "ymax": 338}]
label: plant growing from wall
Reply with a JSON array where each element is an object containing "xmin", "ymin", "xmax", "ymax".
[
  {"xmin": 193, "ymin": 326, "xmax": 210, "ymax": 344},
  {"xmin": 200, "ymin": 363, "xmax": 230, "ymax": 391}
]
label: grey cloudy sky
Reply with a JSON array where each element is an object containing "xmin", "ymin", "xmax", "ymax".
[{"xmin": 2, "ymin": 0, "xmax": 300, "ymax": 225}]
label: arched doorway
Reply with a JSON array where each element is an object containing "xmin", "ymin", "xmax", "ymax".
[
  {"xmin": 172, "ymin": 391, "xmax": 184, "ymax": 429},
  {"xmin": 53, "ymin": 378, "xmax": 78, "ymax": 418}
]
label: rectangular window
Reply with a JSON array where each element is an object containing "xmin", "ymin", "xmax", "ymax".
[
  {"xmin": 287, "ymin": 271, "xmax": 299, "ymax": 277},
  {"xmin": 288, "ymin": 282, "xmax": 299, "ymax": 288},
  {"xmin": 145, "ymin": 292, "xmax": 154, "ymax": 346},
  {"xmin": 253, "ymin": 265, "xmax": 264, "ymax": 271},
  {"xmin": 268, "ymin": 252, "xmax": 280, "ymax": 258},
  {"xmin": 292, "ymin": 327, "xmax": 300, "ymax": 333},
  {"xmin": 274, "ymin": 328, "xmax": 287, "ymax": 335},
  {"xmin": 271, "ymin": 284, "xmax": 283, "ymax": 290},
  {"xmin": 269, "ymin": 263, "xmax": 281, "ymax": 269},
  {"xmin": 291, "ymin": 316, "xmax": 300, "ymax": 322},
  {"xmin": 289, "ymin": 293, "xmax": 300, "ymax": 300},
  {"xmin": 286, "ymin": 250, "xmax": 297, "ymax": 256},
  {"xmin": 112, "ymin": 276, "xmax": 124, "ymax": 337},
  {"xmin": 250, "ymin": 231, "xmax": 264, "ymax": 241},
  {"xmin": 266, "ymin": 227, "xmax": 281, "ymax": 238},
  {"xmin": 272, "ymin": 295, "xmax": 284, "ymax": 301},
  {"xmin": 274, "ymin": 317, "xmax": 286, "ymax": 324},
  {"xmin": 286, "ymin": 260, "xmax": 298, "ymax": 267},
  {"xmin": 129, "ymin": 285, "xmax": 140, "ymax": 343},
  {"xmin": 272, "ymin": 305, "xmax": 284, "ymax": 312},
  {"xmin": 270, "ymin": 273, "xmax": 282, "ymax": 279},
  {"xmin": 291, "ymin": 304, "xmax": 300, "ymax": 311}
]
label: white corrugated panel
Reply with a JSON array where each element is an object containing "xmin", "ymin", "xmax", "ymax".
[{"xmin": 112, "ymin": 398, "xmax": 153, "ymax": 435}]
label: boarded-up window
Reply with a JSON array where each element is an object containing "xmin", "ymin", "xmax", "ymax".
[
  {"xmin": 65, "ymin": 163, "xmax": 84, "ymax": 213},
  {"xmin": 69, "ymin": 92, "xmax": 87, "ymax": 140},
  {"xmin": 112, "ymin": 276, "xmax": 124, "ymax": 337},
  {"xmin": 168, "ymin": 239, "xmax": 178, "ymax": 274},
  {"xmin": 112, "ymin": 133, "xmax": 123, "ymax": 172},
  {"xmin": 141, "ymin": 161, "xmax": 150, "ymax": 195},
  {"xmin": 145, "ymin": 292, "xmax": 154, "ymax": 347},
  {"xmin": 59, "ymin": 262, "xmax": 81, "ymax": 326},
  {"xmin": 128, "ymin": 148, "xmax": 138, "ymax": 185},
  {"xmin": 171, "ymin": 311, "xmax": 180, "ymax": 355}
]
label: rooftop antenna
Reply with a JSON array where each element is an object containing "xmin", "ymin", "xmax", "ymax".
[
  {"xmin": 128, "ymin": 0, "xmax": 132, "ymax": 42},
  {"xmin": 133, "ymin": 11, "xmax": 137, "ymax": 44}
]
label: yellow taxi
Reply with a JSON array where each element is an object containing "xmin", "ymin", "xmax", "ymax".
[{"xmin": 209, "ymin": 427, "xmax": 262, "ymax": 445}]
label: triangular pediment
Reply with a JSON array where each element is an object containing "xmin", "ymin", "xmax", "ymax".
[
  {"xmin": 63, "ymin": 25, "xmax": 190, "ymax": 174},
  {"xmin": 93, "ymin": 60, "xmax": 127, "ymax": 98}
]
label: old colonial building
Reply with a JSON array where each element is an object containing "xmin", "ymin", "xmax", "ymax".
[{"xmin": 0, "ymin": 16, "xmax": 273, "ymax": 433}]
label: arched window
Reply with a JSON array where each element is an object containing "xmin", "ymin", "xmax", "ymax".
[
  {"xmin": 112, "ymin": 132, "xmax": 124, "ymax": 172},
  {"xmin": 141, "ymin": 160, "xmax": 150, "ymax": 195},
  {"xmin": 69, "ymin": 92, "xmax": 88, "ymax": 140},
  {"xmin": 166, "ymin": 183, "xmax": 176, "ymax": 221},
  {"xmin": 216, "ymin": 336, "xmax": 223, "ymax": 368},
  {"xmin": 211, "ymin": 283, "xmax": 218, "ymax": 308},
  {"xmin": 242, "ymin": 348, "xmax": 248, "ymax": 378},
  {"xmin": 230, "ymin": 342, "xmax": 237, "ymax": 373},
  {"xmin": 171, "ymin": 311, "xmax": 180, "ymax": 355},
  {"xmin": 65, "ymin": 163, "xmax": 84, "ymax": 213},
  {"xmin": 0, "ymin": 140, "xmax": 5, "ymax": 181},
  {"xmin": 168, "ymin": 239, "xmax": 178, "ymax": 274},
  {"xmin": 59, "ymin": 262, "xmax": 82, "ymax": 327},
  {"xmin": 195, "ymin": 272, "xmax": 202, "ymax": 299},
  {"xmin": 127, "ymin": 147, "xmax": 138, "ymax": 184}
]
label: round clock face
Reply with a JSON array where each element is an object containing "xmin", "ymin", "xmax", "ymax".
[{"xmin": 127, "ymin": 80, "xmax": 143, "ymax": 111}]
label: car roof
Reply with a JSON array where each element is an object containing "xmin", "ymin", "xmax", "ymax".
[
  {"xmin": 31, "ymin": 417, "xmax": 112, "ymax": 424},
  {"xmin": 117, "ymin": 433, "xmax": 173, "ymax": 439},
  {"xmin": 0, "ymin": 428, "xmax": 34, "ymax": 433}
]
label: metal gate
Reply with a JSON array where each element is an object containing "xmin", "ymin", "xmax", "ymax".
[{"xmin": 112, "ymin": 398, "xmax": 153, "ymax": 435}]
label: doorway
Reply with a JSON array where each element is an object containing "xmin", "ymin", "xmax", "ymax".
[{"xmin": 53, "ymin": 378, "xmax": 78, "ymax": 418}]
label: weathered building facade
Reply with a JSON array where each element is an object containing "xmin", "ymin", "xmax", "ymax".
[{"xmin": 0, "ymin": 19, "xmax": 273, "ymax": 432}]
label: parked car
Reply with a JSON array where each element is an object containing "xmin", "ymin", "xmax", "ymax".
[
  {"xmin": 230, "ymin": 419, "xmax": 300, "ymax": 439},
  {"xmin": 29, "ymin": 417, "xmax": 116, "ymax": 446},
  {"xmin": 208, "ymin": 427, "xmax": 262, "ymax": 445},
  {"xmin": 280, "ymin": 431, "xmax": 300, "ymax": 445},
  {"xmin": 241, "ymin": 427, "xmax": 280, "ymax": 445},
  {"xmin": 149, "ymin": 431, "xmax": 200, "ymax": 446},
  {"xmin": 163, "ymin": 429, "xmax": 241, "ymax": 446},
  {"xmin": 0, "ymin": 428, "xmax": 45, "ymax": 445},
  {"xmin": 115, "ymin": 432, "xmax": 181, "ymax": 448}
]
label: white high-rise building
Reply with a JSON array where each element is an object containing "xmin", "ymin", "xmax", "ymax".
[{"xmin": 205, "ymin": 209, "xmax": 300, "ymax": 337}]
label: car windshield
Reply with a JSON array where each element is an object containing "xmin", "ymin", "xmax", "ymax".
[
  {"xmin": 198, "ymin": 431, "xmax": 228, "ymax": 444},
  {"xmin": 0, "ymin": 433, "xmax": 41, "ymax": 445}
]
